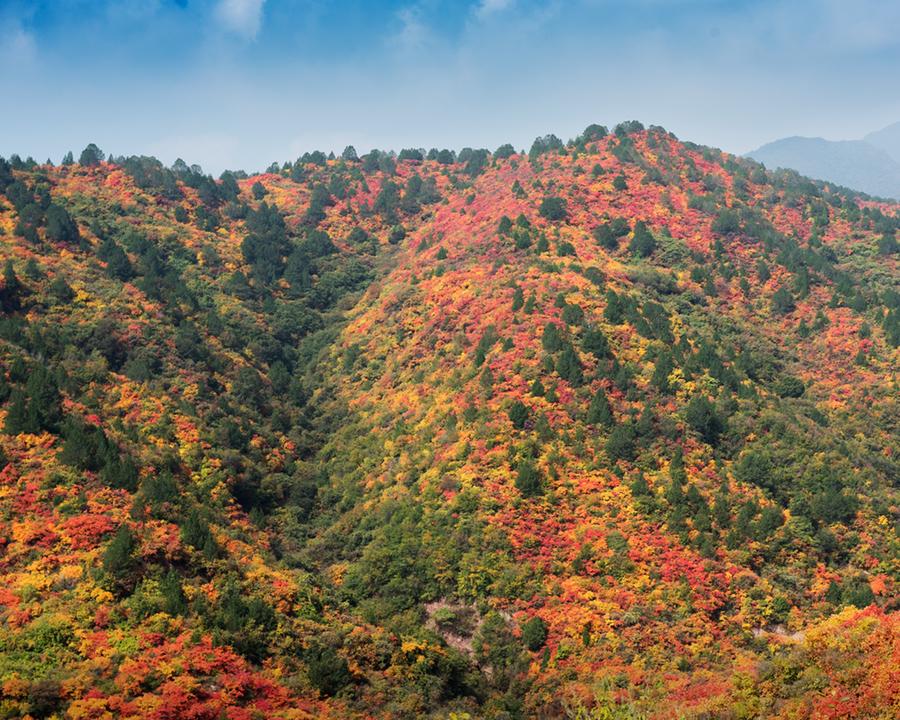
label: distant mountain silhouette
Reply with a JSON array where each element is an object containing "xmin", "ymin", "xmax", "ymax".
[
  {"xmin": 746, "ymin": 134, "xmax": 900, "ymax": 200},
  {"xmin": 864, "ymin": 121, "xmax": 900, "ymax": 164}
]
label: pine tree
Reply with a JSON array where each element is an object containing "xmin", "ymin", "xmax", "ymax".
[
  {"xmin": 521, "ymin": 616, "xmax": 548, "ymax": 651},
  {"xmin": 685, "ymin": 395, "xmax": 725, "ymax": 446},
  {"xmin": 4, "ymin": 390, "xmax": 29, "ymax": 434},
  {"xmin": 541, "ymin": 322, "xmax": 562, "ymax": 352},
  {"xmin": 160, "ymin": 569, "xmax": 187, "ymax": 615},
  {"xmin": 515, "ymin": 459, "xmax": 543, "ymax": 497},
  {"xmin": 582, "ymin": 327, "xmax": 611, "ymax": 359},
  {"xmin": 586, "ymin": 388, "xmax": 614, "ymax": 426},
  {"xmin": 511, "ymin": 286, "xmax": 524, "ymax": 312},
  {"xmin": 103, "ymin": 525, "xmax": 138, "ymax": 594},
  {"xmin": 0, "ymin": 261, "xmax": 23, "ymax": 313},
  {"xmin": 556, "ymin": 344, "xmax": 583, "ymax": 386},
  {"xmin": 628, "ymin": 220, "xmax": 656, "ymax": 257},
  {"xmin": 508, "ymin": 400, "xmax": 530, "ymax": 430}
]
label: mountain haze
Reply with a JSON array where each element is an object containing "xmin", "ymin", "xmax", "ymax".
[
  {"xmin": 865, "ymin": 121, "xmax": 900, "ymax": 165},
  {"xmin": 0, "ymin": 124, "xmax": 897, "ymax": 719},
  {"xmin": 747, "ymin": 134, "xmax": 900, "ymax": 200}
]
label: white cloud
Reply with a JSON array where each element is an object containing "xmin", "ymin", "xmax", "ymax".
[
  {"xmin": 392, "ymin": 5, "xmax": 430, "ymax": 53},
  {"xmin": 216, "ymin": 0, "xmax": 266, "ymax": 40},
  {"xmin": 0, "ymin": 21, "xmax": 36, "ymax": 64},
  {"xmin": 474, "ymin": 0, "xmax": 514, "ymax": 20}
]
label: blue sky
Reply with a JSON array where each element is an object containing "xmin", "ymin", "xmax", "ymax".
[{"xmin": 2, "ymin": 0, "xmax": 900, "ymax": 173}]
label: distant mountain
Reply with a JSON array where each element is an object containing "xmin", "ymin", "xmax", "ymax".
[
  {"xmin": 746, "ymin": 135, "xmax": 900, "ymax": 200},
  {"xmin": 864, "ymin": 120, "xmax": 900, "ymax": 163}
]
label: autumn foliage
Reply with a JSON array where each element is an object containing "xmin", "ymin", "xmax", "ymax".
[{"xmin": 0, "ymin": 127, "xmax": 897, "ymax": 718}]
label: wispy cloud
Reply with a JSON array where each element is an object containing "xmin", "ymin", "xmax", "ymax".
[
  {"xmin": 216, "ymin": 0, "xmax": 266, "ymax": 40},
  {"xmin": 474, "ymin": 0, "xmax": 514, "ymax": 20},
  {"xmin": 391, "ymin": 5, "xmax": 430, "ymax": 53},
  {"xmin": 0, "ymin": 16, "xmax": 36, "ymax": 64}
]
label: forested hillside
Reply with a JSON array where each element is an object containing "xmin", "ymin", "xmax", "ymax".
[{"xmin": 0, "ymin": 124, "xmax": 897, "ymax": 719}]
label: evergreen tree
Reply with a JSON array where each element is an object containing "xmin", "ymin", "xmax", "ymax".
[
  {"xmin": 628, "ymin": 220, "xmax": 656, "ymax": 257},
  {"xmin": 538, "ymin": 197, "xmax": 567, "ymax": 221},
  {"xmin": 605, "ymin": 423, "xmax": 636, "ymax": 462},
  {"xmin": 160, "ymin": 569, "xmax": 187, "ymax": 615},
  {"xmin": 651, "ymin": 351, "xmax": 675, "ymax": 393},
  {"xmin": 306, "ymin": 644, "xmax": 352, "ymax": 697},
  {"xmin": 515, "ymin": 459, "xmax": 543, "ymax": 497},
  {"xmin": 48, "ymin": 276, "xmax": 74, "ymax": 304},
  {"xmin": 508, "ymin": 400, "xmax": 530, "ymax": 430},
  {"xmin": 771, "ymin": 286, "xmax": 796, "ymax": 314},
  {"xmin": 586, "ymin": 388, "xmax": 613, "ymax": 426},
  {"xmin": 685, "ymin": 395, "xmax": 725, "ymax": 446},
  {"xmin": 582, "ymin": 327, "xmax": 611, "ymax": 359},
  {"xmin": 0, "ymin": 260, "xmax": 23, "ymax": 313},
  {"xmin": 521, "ymin": 616, "xmax": 548, "ymax": 650},
  {"xmin": 511, "ymin": 286, "xmax": 524, "ymax": 312},
  {"xmin": 251, "ymin": 181, "xmax": 267, "ymax": 200},
  {"xmin": 103, "ymin": 525, "xmax": 138, "ymax": 594},
  {"xmin": 45, "ymin": 204, "xmax": 80, "ymax": 245},
  {"xmin": 4, "ymin": 391, "xmax": 29, "ymax": 434},
  {"xmin": 7, "ymin": 365, "xmax": 63, "ymax": 434},
  {"xmin": 556, "ymin": 344, "xmax": 583, "ymax": 386},
  {"xmin": 541, "ymin": 322, "xmax": 563, "ymax": 352},
  {"xmin": 79, "ymin": 143, "xmax": 105, "ymax": 166}
]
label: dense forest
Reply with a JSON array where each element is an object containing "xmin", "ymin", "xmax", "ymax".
[{"xmin": 0, "ymin": 123, "xmax": 897, "ymax": 719}]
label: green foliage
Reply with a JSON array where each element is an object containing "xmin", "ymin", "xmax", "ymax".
[
  {"xmin": 539, "ymin": 196, "xmax": 568, "ymax": 221},
  {"xmin": 628, "ymin": 221, "xmax": 656, "ymax": 258},
  {"xmin": 556, "ymin": 343, "xmax": 584, "ymax": 386},
  {"xmin": 306, "ymin": 644, "xmax": 352, "ymax": 697},
  {"xmin": 542, "ymin": 322, "xmax": 563, "ymax": 352},
  {"xmin": 587, "ymin": 388, "xmax": 614, "ymax": 426},
  {"xmin": 47, "ymin": 275, "xmax": 74, "ymax": 304},
  {"xmin": 508, "ymin": 400, "xmax": 530, "ymax": 430},
  {"xmin": 582, "ymin": 327, "xmax": 611, "ymax": 359},
  {"xmin": 45, "ymin": 204, "xmax": 80, "ymax": 245},
  {"xmin": 475, "ymin": 612, "xmax": 525, "ymax": 691},
  {"xmin": 521, "ymin": 616, "xmax": 548, "ymax": 651},
  {"xmin": 774, "ymin": 376, "xmax": 805, "ymax": 398},
  {"xmin": 4, "ymin": 364, "xmax": 62, "ymax": 435},
  {"xmin": 771, "ymin": 286, "xmax": 796, "ymax": 314},
  {"xmin": 515, "ymin": 459, "xmax": 544, "ymax": 497},
  {"xmin": 712, "ymin": 208, "xmax": 741, "ymax": 235},
  {"xmin": 0, "ymin": 260, "xmax": 23, "ymax": 313},
  {"xmin": 79, "ymin": 143, "xmax": 104, "ymax": 166},
  {"xmin": 529, "ymin": 134, "xmax": 564, "ymax": 160},
  {"xmin": 685, "ymin": 395, "xmax": 725, "ymax": 446},
  {"xmin": 605, "ymin": 423, "xmax": 636, "ymax": 462},
  {"xmin": 103, "ymin": 525, "xmax": 138, "ymax": 594},
  {"xmin": 734, "ymin": 450, "xmax": 776, "ymax": 494},
  {"xmin": 207, "ymin": 580, "xmax": 277, "ymax": 661}
]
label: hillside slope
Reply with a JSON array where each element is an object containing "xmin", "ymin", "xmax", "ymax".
[{"xmin": 0, "ymin": 125, "xmax": 897, "ymax": 719}]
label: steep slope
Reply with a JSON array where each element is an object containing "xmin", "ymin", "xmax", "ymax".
[
  {"xmin": 0, "ymin": 126, "xmax": 897, "ymax": 719},
  {"xmin": 746, "ymin": 136, "xmax": 900, "ymax": 200}
]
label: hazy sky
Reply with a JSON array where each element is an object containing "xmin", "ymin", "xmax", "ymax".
[{"xmin": 2, "ymin": 0, "xmax": 900, "ymax": 174}]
